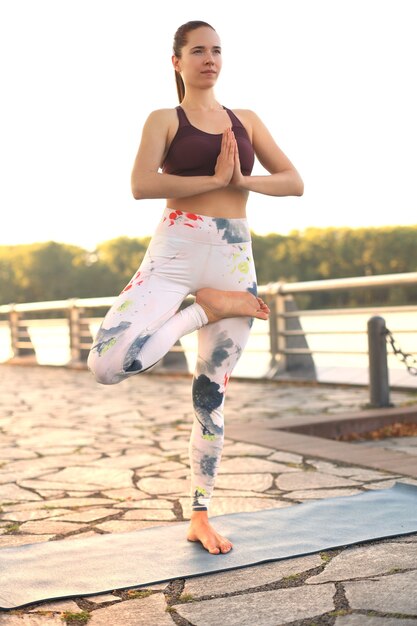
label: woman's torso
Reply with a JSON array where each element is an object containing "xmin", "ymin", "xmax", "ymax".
[{"xmin": 162, "ymin": 106, "xmax": 254, "ymax": 218}]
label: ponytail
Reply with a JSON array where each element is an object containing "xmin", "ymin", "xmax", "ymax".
[{"xmin": 175, "ymin": 71, "xmax": 185, "ymax": 103}]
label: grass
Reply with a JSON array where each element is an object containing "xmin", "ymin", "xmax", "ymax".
[
  {"xmin": 61, "ymin": 611, "xmax": 91, "ymax": 624},
  {"xmin": 178, "ymin": 593, "xmax": 194, "ymax": 603},
  {"xmin": 282, "ymin": 573, "xmax": 302, "ymax": 582},
  {"xmin": 329, "ymin": 609, "xmax": 350, "ymax": 617},
  {"xmin": 4, "ymin": 522, "xmax": 20, "ymax": 534},
  {"xmin": 388, "ymin": 567, "xmax": 403, "ymax": 574},
  {"xmin": 126, "ymin": 590, "xmax": 153, "ymax": 599},
  {"xmin": 366, "ymin": 610, "xmax": 415, "ymax": 619},
  {"xmin": 320, "ymin": 551, "xmax": 332, "ymax": 563}
]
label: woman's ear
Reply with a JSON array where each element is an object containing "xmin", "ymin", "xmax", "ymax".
[{"xmin": 172, "ymin": 55, "xmax": 181, "ymax": 72}]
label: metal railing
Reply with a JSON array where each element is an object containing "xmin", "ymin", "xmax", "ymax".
[{"xmin": 1, "ymin": 271, "xmax": 416, "ymax": 379}]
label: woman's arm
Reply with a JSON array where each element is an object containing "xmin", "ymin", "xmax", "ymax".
[
  {"xmin": 231, "ymin": 110, "xmax": 304, "ymax": 197},
  {"xmin": 131, "ymin": 110, "xmax": 235, "ymax": 200}
]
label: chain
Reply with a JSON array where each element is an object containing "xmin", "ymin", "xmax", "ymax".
[{"xmin": 383, "ymin": 327, "xmax": 417, "ymax": 376}]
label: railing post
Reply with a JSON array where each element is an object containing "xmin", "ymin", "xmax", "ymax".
[
  {"xmin": 276, "ymin": 291, "xmax": 287, "ymax": 373},
  {"xmin": 367, "ymin": 316, "xmax": 392, "ymax": 407},
  {"xmin": 265, "ymin": 283, "xmax": 287, "ymax": 378},
  {"xmin": 7, "ymin": 306, "xmax": 36, "ymax": 362},
  {"xmin": 68, "ymin": 299, "xmax": 82, "ymax": 365},
  {"xmin": 9, "ymin": 306, "xmax": 19, "ymax": 358},
  {"xmin": 268, "ymin": 293, "xmax": 279, "ymax": 367}
]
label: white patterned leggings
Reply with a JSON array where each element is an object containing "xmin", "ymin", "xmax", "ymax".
[{"xmin": 87, "ymin": 207, "xmax": 258, "ymax": 511}]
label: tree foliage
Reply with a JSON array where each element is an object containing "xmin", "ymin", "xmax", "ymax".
[{"xmin": 1, "ymin": 226, "xmax": 416, "ymax": 307}]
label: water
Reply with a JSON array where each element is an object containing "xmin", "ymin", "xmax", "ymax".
[{"xmin": 1, "ymin": 311, "xmax": 416, "ymax": 388}]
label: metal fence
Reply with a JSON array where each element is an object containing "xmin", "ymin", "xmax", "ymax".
[{"xmin": 1, "ymin": 271, "xmax": 417, "ymax": 380}]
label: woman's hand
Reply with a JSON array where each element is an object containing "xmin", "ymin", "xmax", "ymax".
[
  {"xmin": 230, "ymin": 135, "xmax": 245, "ymax": 188},
  {"xmin": 213, "ymin": 128, "xmax": 235, "ymax": 187}
]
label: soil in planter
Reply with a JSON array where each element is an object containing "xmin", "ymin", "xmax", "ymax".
[{"xmin": 337, "ymin": 421, "xmax": 417, "ymax": 442}]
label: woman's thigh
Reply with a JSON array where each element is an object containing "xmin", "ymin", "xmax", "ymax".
[{"xmin": 88, "ymin": 234, "xmax": 202, "ymax": 383}]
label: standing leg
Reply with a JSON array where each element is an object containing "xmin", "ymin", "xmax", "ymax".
[
  {"xmin": 189, "ymin": 315, "xmax": 253, "ymax": 510},
  {"xmin": 186, "ymin": 236, "xmax": 262, "ymax": 554}
]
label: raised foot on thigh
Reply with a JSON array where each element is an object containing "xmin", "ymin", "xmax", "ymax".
[
  {"xmin": 187, "ymin": 517, "xmax": 233, "ymax": 555},
  {"xmin": 196, "ymin": 288, "xmax": 270, "ymax": 323}
]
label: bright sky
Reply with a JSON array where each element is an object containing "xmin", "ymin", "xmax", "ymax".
[{"xmin": 1, "ymin": 0, "xmax": 416, "ymax": 251}]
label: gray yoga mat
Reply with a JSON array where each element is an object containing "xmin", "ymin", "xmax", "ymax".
[{"xmin": 1, "ymin": 482, "xmax": 416, "ymax": 610}]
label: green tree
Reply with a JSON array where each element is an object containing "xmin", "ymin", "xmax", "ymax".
[
  {"xmin": 1, "ymin": 226, "xmax": 416, "ymax": 306},
  {"xmin": 96, "ymin": 236, "xmax": 150, "ymax": 293}
]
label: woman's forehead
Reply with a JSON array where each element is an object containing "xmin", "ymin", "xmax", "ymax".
[{"xmin": 185, "ymin": 27, "xmax": 221, "ymax": 48}]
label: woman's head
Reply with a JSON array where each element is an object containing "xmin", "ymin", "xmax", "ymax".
[{"xmin": 172, "ymin": 21, "xmax": 220, "ymax": 103}]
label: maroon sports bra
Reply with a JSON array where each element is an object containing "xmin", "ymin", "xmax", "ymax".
[{"xmin": 162, "ymin": 106, "xmax": 255, "ymax": 177}]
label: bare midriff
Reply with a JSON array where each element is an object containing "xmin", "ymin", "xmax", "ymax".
[{"xmin": 166, "ymin": 186, "xmax": 249, "ymax": 219}]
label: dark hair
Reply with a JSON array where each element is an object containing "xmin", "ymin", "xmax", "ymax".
[{"xmin": 173, "ymin": 20, "xmax": 215, "ymax": 103}]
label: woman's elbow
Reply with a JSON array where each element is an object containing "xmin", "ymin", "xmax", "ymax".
[
  {"xmin": 131, "ymin": 170, "xmax": 160, "ymax": 200},
  {"xmin": 293, "ymin": 171, "xmax": 304, "ymax": 196},
  {"xmin": 295, "ymin": 180, "xmax": 304, "ymax": 196},
  {"xmin": 131, "ymin": 175, "xmax": 147, "ymax": 200},
  {"xmin": 131, "ymin": 186, "xmax": 144, "ymax": 200}
]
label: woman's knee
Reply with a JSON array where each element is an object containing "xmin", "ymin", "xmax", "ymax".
[{"xmin": 87, "ymin": 350, "xmax": 121, "ymax": 385}]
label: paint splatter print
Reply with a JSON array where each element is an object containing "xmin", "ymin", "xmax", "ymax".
[
  {"xmin": 162, "ymin": 209, "xmax": 205, "ymax": 229},
  {"xmin": 192, "ymin": 374, "xmax": 224, "ymax": 439},
  {"xmin": 213, "ymin": 217, "xmax": 251, "ymax": 244},
  {"xmin": 88, "ymin": 207, "xmax": 259, "ymax": 512},
  {"xmin": 91, "ymin": 321, "xmax": 131, "ymax": 356},
  {"xmin": 200, "ymin": 454, "xmax": 217, "ymax": 477}
]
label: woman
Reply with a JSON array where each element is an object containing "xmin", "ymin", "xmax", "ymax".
[{"xmin": 88, "ymin": 20, "xmax": 303, "ymax": 555}]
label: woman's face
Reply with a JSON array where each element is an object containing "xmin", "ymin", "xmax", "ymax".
[{"xmin": 173, "ymin": 27, "xmax": 222, "ymax": 90}]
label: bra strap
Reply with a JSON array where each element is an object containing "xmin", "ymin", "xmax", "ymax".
[
  {"xmin": 176, "ymin": 106, "xmax": 190, "ymax": 128},
  {"xmin": 224, "ymin": 107, "xmax": 245, "ymax": 129}
]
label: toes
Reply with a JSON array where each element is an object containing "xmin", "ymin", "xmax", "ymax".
[
  {"xmin": 255, "ymin": 298, "xmax": 270, "ymax": 314},
  {"xmin": 256, "ymin": 298, "xmax": 270, "ymax": 313},
  {"xmin": 220, "ymin": 542, "xmax": 233, "ymax": 553}
]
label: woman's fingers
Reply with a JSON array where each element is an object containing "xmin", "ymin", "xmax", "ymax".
[{"xmin": 214, "ymin": 129, "xmax": 237, "ymax": 185}]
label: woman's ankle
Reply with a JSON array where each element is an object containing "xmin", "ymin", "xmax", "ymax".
[
  {"xmin": 195, "ymin": 294, "xmax": 219, "ymax": 323},
  {"xmin": 190, "ymin": 509, "xmax": 209, "ymax": 521}
]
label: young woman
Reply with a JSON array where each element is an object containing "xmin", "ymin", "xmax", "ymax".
[{"xmin": 88, "ymin": 20, "xmax": 303, "ymax": 555}]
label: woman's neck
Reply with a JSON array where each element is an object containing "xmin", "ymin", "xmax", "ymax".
[{"xmin": 180, "ymin": 90, "xmax": 221, "ymax": 111}]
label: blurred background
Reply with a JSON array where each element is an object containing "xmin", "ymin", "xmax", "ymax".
[
  {"xmin": 1, "ymin": 0, "xmax": 416, "ymax": 387},
  {"xmin": 1, "ymin": 0, "xmax": 416, "ymax": 251}
]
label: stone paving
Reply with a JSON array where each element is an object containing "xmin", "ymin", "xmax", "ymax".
[{"xmin": 0, "ymin": 363, "xmax": 417, "ymax": 625}]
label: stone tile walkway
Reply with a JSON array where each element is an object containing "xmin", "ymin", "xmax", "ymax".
[{"xmin": 0, "ymin": 364, "xmax": 417, "ymax": 625}]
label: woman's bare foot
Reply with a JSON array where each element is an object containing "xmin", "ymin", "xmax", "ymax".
[
  {"xmin": 187, "ymin": 511, "xmax": 233, "ymax": 555},
  {"xmin": 196, "ymin": 288, "xmax": 270, "ymax": 323}
]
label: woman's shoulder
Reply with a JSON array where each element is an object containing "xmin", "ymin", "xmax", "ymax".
[
  {"xmin": 146, "ymin": 108, "xmax": 179, "ymax": 123},
  {"xmin": 228, "ymin": 108, "xmax": 259, "ymax": 121},
  {"xmin": 141, "ymin": 108, "xmax": 179, "ymax": 139},
  {"xmin": 228, "ymin": 108, "xmax": 262, "ymax": 128}
]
